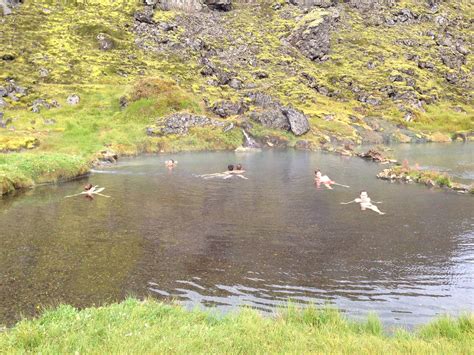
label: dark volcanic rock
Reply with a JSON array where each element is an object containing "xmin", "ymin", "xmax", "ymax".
[
  {"xmin": 209, "ymin": 100, "xmax": 246, "ymax": 118},
  {"xmin": 204, "ymin": 0, "xmax": 232, "ymax": 11},
  {"xmin": 247, "ymin": 92, "xmax": 310, "ymax": 136},
  {"xmin": 134, "ymin": 7, "xmax": 155, "ymax": 24},
  {"xmin": 250, "ymin": 109, "xmax": 290, "ymax": 131},
  {"xmin": 288, "ymin": 13, "xmax": 333, "ymax": 62},
  {"xmin": 147, "ymin": 113, "xmax": 225, "ymax": 136},
  {"xmin": 119, "ymin": 96, "xmax": 128, "ymax": 110},
  {"xmin": 282, "ymin": 107, "xmax": 310, "ymax": 136}
]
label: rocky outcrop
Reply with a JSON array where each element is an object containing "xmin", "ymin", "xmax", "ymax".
[
  {"xmin": 1, "ymin": 79, "xmax": 27, "ymax": 103},
  {"xmin": 147, "ymin": 113, "xmax": 225, "ymax": 136},
  {"xmin": 153, "ymin": 0, "xmax": 231, "ymax": 12},
  {"xmin": 31, "ymin": 98, "xmax": 60, "ymax": 113},
  {"xmin": 377, "ymin": 167, "xmax": 473, "ymax": 194},
  {"xmin": 208, "ymin": 100, "xmax": 246, "ymax": 118},
  {"xmin": 288, "ymin": 12, "xmax": 335, "ymax": 62},
  {"xmin": 247, "ymin": 92, "xmax": 310, "ymax": 136}
]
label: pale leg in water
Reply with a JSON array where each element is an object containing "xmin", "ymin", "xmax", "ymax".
[{"xmin": 361, "ymin": 204, "xmax": 385, "ymax": 215}]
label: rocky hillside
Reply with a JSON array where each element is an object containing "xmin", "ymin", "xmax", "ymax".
[{"xmin": 0, "ymin": 0, "xmax": 473, "ymax": 186}]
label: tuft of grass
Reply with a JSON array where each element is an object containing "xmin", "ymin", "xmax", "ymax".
[
  {"xmin": 0, "ymin": 299, "xmax": 472, "ymax": 353},
  {"xmin": 0, "ymin": 152, "xmax": 89, "ymax": 194}
]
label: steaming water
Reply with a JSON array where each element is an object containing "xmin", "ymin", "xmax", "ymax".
[{"xmin": 1, "ymin": 145, "xmax": 473, "ymax": 327}]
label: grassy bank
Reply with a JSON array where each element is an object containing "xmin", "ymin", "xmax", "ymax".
[{"xmin": 0, "ymin": 299, "xmax": 472, "ymax": 353}]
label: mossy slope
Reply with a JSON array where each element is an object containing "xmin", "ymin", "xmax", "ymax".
[{"xmin": 0, "ymin": 0, "xmax": 473, "ymax": 194}]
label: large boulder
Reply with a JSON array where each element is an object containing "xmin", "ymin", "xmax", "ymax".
[
  {"xmin": 282, "ymin": 107, "xmax": 311, "ymax": 136},
  {"xmin": 250, "ymin": 109, "xmax": 290, "ymax": 131},
  {"xmin": 247, "ymin": 92, "xmax": 310, "ymax": 136},
  {"xmin": 288, "ymin": 11, "xmax": 336, "ymax": 62},
  {"xmin": 204, "ymin": 0, "xmax": 231, "ymax": 11},
  {"xmin": 209, "ymin": 100, "xmax": 246, "ymax": 118}
]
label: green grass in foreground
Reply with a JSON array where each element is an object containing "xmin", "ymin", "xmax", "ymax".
[
  {"xmin": 0, "ymin": 152, "xmax": 89, "ymax": 195},
  {"xmin": 0, "ymin": 299, "xmax": 472, "ymax": 353}
]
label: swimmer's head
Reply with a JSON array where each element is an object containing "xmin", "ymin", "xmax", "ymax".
[
  {"xmin": 315, "ymin": 169, "xmax": 321, "ymax": 177},
  {"xmin": 228, "ymin": 164, "xmax": 234, "ymax": 171},
  {"xmin": 84, "ymin": 183, "xmax": 93, "ymax": 191},
  {"xmin": 236, "ymin": 164, "xmax": 242, "ymax": 170},
  {"xmin": 360, "ymin": 191, "xmax": 368, "ymax": 198}
]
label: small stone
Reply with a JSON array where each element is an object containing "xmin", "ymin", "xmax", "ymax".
[
  {"xmin": 228, "ymin": 78, "xmax": 243, "ymax": 89},
  {"xmin": 1, "ymin": 54, "xmax": 15, "ymax": 61},
  {"xmin": 43, "ymin": 119, "xmax": 57, "ymax": 125},
  {"xmin": 119, "ymin": 96, "xmax": 128, "ymax": 110},
  {"xmin": 39, "ymin": 68, "xmax": 49, "ymax": 78},
  {"xmin": 97, "ymin": 33, "xmax": 114, "ymax": 51},
  {"xmin": 0, "ymin": 113, "xmax": 12, "ymax": 128},
  {"xmin": 67, "ymin": 94, "xmax": 80, "ymax": 105}
]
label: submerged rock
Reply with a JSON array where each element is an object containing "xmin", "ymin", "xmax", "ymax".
[{"xmin": 357, "ymin": 148, "xmax": 397, "ymax": 164}]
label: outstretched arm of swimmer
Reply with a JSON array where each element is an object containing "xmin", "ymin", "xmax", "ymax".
[
  {"xmin": 236, "ymin": 174, "xmax": 248, "ymax": 180},
  {"xmin": 340, "ymin": 200, "xmax": 356, "ymax": 205}
]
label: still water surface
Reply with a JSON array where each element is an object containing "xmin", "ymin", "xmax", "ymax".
[{"xmin": 1, "ymin": 145, "xmax": 473, "ymax": 327}]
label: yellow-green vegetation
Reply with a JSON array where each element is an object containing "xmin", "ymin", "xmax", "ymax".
[
  {"xmin": 0, "ymin": 299, "xmax": 472, "ymax": 353},
  {"xmin": 0, "ymin": 0, "xmax": 473, "ymax": 194},
  {"xmin": 0, "ymin": 153, "xmax": 89, "ymax": 195}
]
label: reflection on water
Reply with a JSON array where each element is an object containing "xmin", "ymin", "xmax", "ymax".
[
  {"xmin": 391, "ymin": 143, "xmax": 474, "ymax": 183},
  {"xmin": 0, "ymin": 148, "xmax": 473, "ymax": 327}
]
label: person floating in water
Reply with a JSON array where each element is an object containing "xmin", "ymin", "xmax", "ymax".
[
  {"xmin": 198, "ymin": 164, "xmax": 248, "ymax": 180},
  {"xmin": 65, "ymin": 184, "xmax": 110, "ymax": 199},
  {"xmin": 314, "ymin": 169, "xmax": 349, "ymax": 189},
  {"xmin": 340, "ymin": 191, "xmax": 385, "ymax": 215},
  {"xmin": 165, "ymin": 159, "xmax": 177, "ymax": 169}
]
